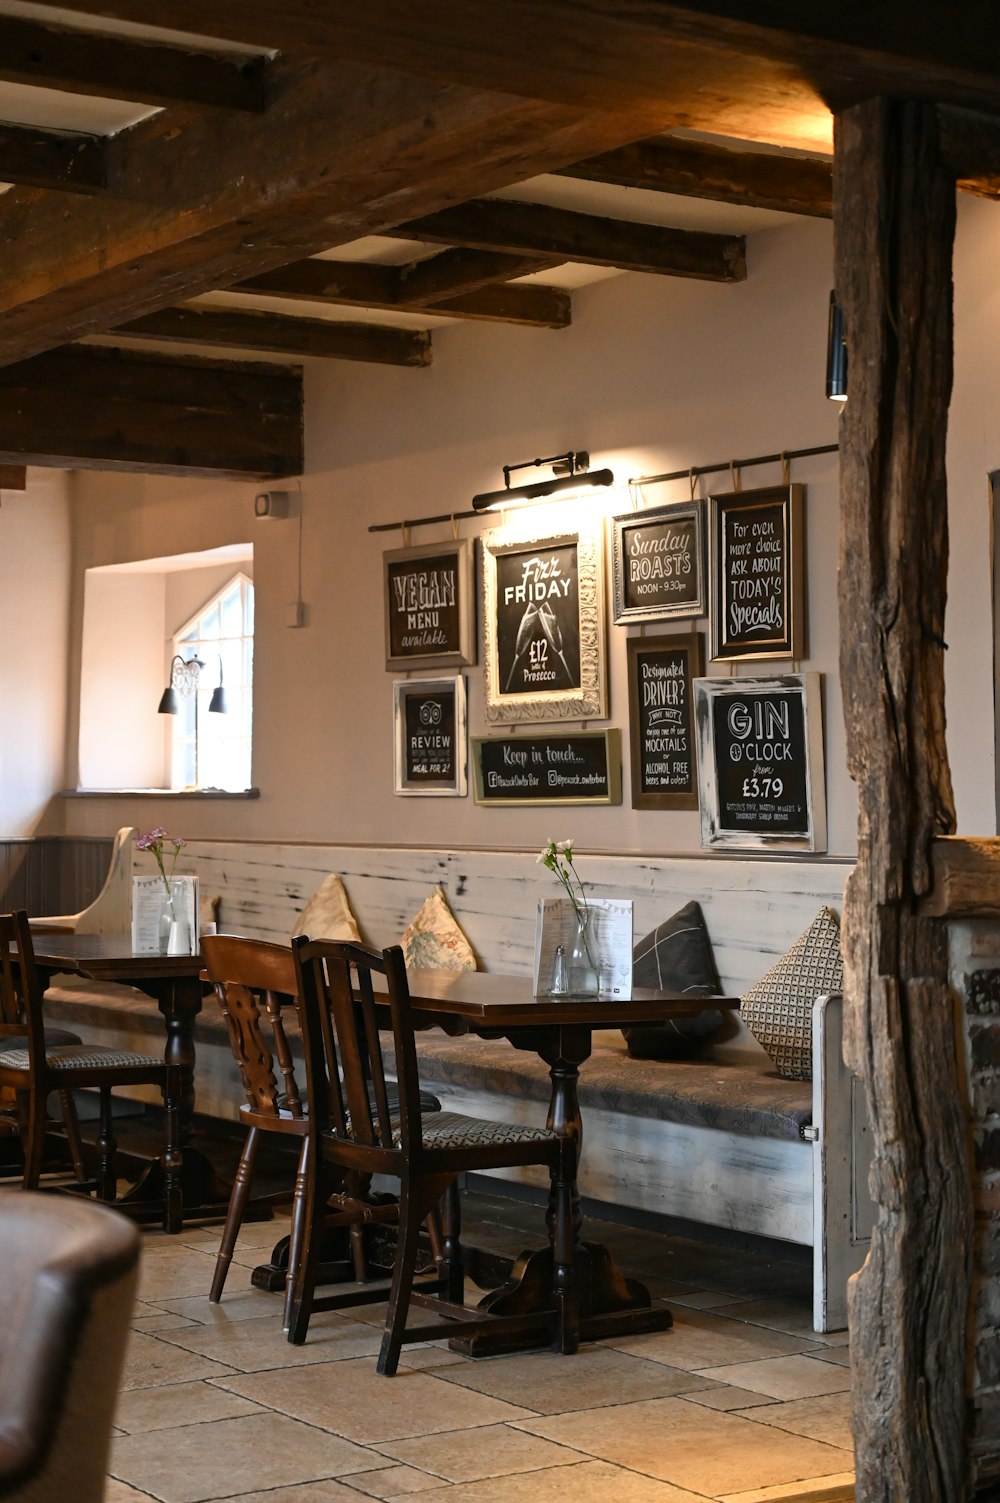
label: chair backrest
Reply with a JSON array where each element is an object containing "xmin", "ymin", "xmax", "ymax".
[
  {"xmin": 0, "ymin": 1193, "xmax": 139, "ymax": 1503},
  {"xmin": 26, "ymin": 827, "xmax": 136, "ymax": 936},
  {"xmin": 292, "ymin": 937, "xmax": 422, "ymax": 1162},
  {"xmin": 0, "ymin": 909, "xmax": 46, "ymax": 1056},
  {"xmin": 200, "ymin": 934, "xmax": 304, "ymax": 1118}
]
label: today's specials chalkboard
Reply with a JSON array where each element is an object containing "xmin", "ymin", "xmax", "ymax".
[
  {"xmin": 626, "ymin": 633, "xmax": 703, "ymax": 810},
  {"xmin": 694, "ymin": 673, "xmax": 826, "ymax": 851},
  {"xmin": 472, "ymin": 730, "xmax": 622, "ymax": 806},
  {"xmin": 383, "ymin": 538, "xmax": 475, "ymax": 671},
  {"xmin": 612, "ymin": 501, "xmax": 706, "ymax": 624},
  {"xmin": 710, "ymin": 484, "xmax": 804, "ymax": 661}
]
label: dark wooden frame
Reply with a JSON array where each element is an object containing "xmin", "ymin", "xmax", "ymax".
[
  {"xmin": 472, "ymin": 729, "xmax": 621, "ymax": 806},
  {"xmin": 392, "ymin": 676, "xmax": 467, "ymax": 797},
  {"xmin": 709, "ymin": 483, "xmax": 805, "ymax": 662},
  {"xmin": 383, "ymin": 537, "xmax": 475, "ymax": 672},
  {"xmin": 611, "ymin": 499, "xmax": 706, "ymax": 625},
  {"xmin": 626, "ymin": 631, "xmax": 703, "ymax": 810},
  {"xmin": 693, "ymin": 671, "xmax": 826, "ymax": 852}
]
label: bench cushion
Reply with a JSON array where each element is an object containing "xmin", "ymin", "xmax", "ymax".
[{"xmin": 623, "ymin": 901, "xmax": 724, "ymax": 1059}]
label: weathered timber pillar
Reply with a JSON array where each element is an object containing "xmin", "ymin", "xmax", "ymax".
[{"xmin": 835, "ymin": 99, "xmax": 974, "ymax": 1501}]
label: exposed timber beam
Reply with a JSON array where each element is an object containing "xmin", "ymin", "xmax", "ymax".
[
  {"xmin": 108, "ymin": 306, "xmax": 432, "ymax": 365},
  {"xmin": 559, "ymin": 136, "xmax": 833, "ymax": 217},
  {"xmin": 388, "ymin": 199, "xmax": 747, "ymax": 281},
  {"xmin": 0, "ymin": 345, "xmax": 302, "ymax": 478},
  {"xmin": 37, "ymin": 2, "xmax": 1000, "ymax": 151},
  {"xmin": 0, "ymin": 122, "xmax": 107, "ymax": 195},
  {"xmin": 233, "ymin": 260, "xmax": 572, "ymax": 328},
  {"xmin": 0, "ymin": 467, "xmax": 27, "ymax": 490},
  {"xmin": 0, "ymin": 14, "xmax": 267, "ymax": 112},
  {"xmin": 937, "ymin": 105, "xmax": 1000, "ymax": 199},
  {"xmin": 0, "ymin": 53, "xmax": 663, "ymax": 367},
  {"xmin": 395, "ymin": 248, "xmax": 565, "ymax": 304}
]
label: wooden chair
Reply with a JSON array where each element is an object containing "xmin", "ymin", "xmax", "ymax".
[
  {"xmin": 201, "ymin": 933, "xmax": 445, "ymax": 1326},
  {"xmin": 0, "ymin": 911, "xmax": 182, "ymax": 1232},
  {"xmin": 285, "ymin": 937, "xmax": 576, "ymax": 1374}
]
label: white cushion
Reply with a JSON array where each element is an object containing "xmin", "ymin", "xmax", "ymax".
[
  {"xmin": 291, "ymin": 874, "xmax": 362, "ymax": 944},
  {"xmin": 401, "ymin": 886, "xmax": 476, "ymax": 971}
]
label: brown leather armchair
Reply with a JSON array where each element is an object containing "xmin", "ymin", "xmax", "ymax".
[{"xmin": 0, "ymin": 1193, "xmax": 139, "ymax": 1502}]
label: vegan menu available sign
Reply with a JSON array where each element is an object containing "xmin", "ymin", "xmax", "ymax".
[
  {"xmin": 626, "ymin": 633, "xmax": 702, "ymax": 810},
  {"xmin": 710, "ymin": 484, "xmax": 804, "ymax": 661},
  {"xmin": 612, "ymin": 501, "xmax": 705, "ymax": 623},
  {"xmin": 473, "ymin": 730, "xmax": 622, "ymax": 805},
  {"xmin": 694, "ymin": 673, "xmax": 826, "ymax": 851},
  {"xmin": 383, "ymin": 539, "xmax": 474, "ymax": 670},
  {"xmin": 494, "ymin": 542, "xmax": 581, "ymax": 696}
]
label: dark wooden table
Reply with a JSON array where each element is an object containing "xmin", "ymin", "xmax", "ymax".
[
  {"xmin": 29, "ymin": 933, "xmax": 231, "ymax": 1222},
  {"xmin": 396, "ymin": 969, "xmax": 740, "ymax": 1356}
]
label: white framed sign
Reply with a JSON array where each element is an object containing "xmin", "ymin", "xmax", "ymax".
[{"xmin": 393, "ymin": 676, "xmax": 467, "ymax": 797}]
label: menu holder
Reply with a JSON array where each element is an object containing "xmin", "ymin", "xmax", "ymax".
[
  {"xmin": 532, "ymin": 896, "xmax": 633, "ymax": 999},
  {"xmin": 131, "ymin": 874, "xmax": 200, "ymax": 955}
]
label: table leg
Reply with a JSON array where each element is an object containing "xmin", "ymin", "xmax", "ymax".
[{"xmin": 455, "ymin": 1023, "xmax": 671, "ymax": 1357}]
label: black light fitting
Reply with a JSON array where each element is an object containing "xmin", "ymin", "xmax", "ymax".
[
  {"xmin": 471, "ymin": 450, "xmax": 614, "ymax": 512},
  {"xmin": 156, "ymin": 654, "xmax": 227, "ymax": 715},
  {"xmin": 826, "ymin": 290, "xmax": 848, "ymax": 402}
]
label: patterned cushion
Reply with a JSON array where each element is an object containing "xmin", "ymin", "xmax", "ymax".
[
  {"xmin": 401, "ymin": 886, "xmax": 476, "ymax": 971},
  {"xmin": 0, "ymin": 1045, "xmax": 161, "ymax": 1072},
  {"xmin": 622, "ymin": 901, "xmax": 724, "ymax": 1060},
  {"xmin": 291, "ymin": 874, "xmax": 362, "ymax": 944},
  {"xmin": 419, "ymin": 1110, "xmax": 553, "ymax": 1149},
  {"xmin": 741, "ymin": 907, "xmax": 843, "ymax": 1081}
]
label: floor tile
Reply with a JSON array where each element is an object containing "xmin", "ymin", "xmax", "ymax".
[
  {"xmin": 811, "ymin": 1347, "xmax": 852, "ymax": 1368},
  {"xmin": 432, "ymin": 1347, "xmax": 717, "ymax": 1414},
  {"xmin": 215, "ymin": 1356, "xmax": 535, "ymax": 1443},
  {"xmin": 111, "ymin": 1412, "xmax": 377, "ymax": 1503},
  {"xmin": 667, "ymin": 1290, "xmax": 752, "ymax": 1311},
  {"xmin": 698, "ymin": 1355, "xmax": 851, "ymax": 1401},
  {"xmin": 115, "ymin": 1380, "xmax": 265, "ymax": 1434},
  {"xmin": 515, "ymin": 1397, "xmax": 850, "ymax": 1495},
  {"xmin": 121, "ymin": 1332, "xmax": 236, "ymax": 1391},
  {"xmin": 106, "ymin": 1482, "xmax": 159, "ymax": 1502},
  {"xmin": 396, "ymin": 1460, "xmax": 710, "ymax": 1501},
  {"xmin": 155, "ymin": 1312, "xmax": 382, "ymax": 1370},
  {"xmin": 138, "ymin": 1247, "xmax": 231, "ymax": 1302},
  {"xmin": 683, "ymin": 1385, "xmax": 779, "ymax": 1412},
  {"xmin": 131, "ymin": 1313, "xmax": 202, "ymax": 1334},
  {"xmin": 610, "ymin": 1308, "xmax": 820, "ymax": 1372},
  {"xmin": 158, "ymin": 1290, "xmax": 283, "ymax": 1326},
  {"xmin": 347, "ymin": 1464, "xmax": 456, "ymax": 1497},
  {"xmin": 718, "ymin": 1473, "xmax": 856, "ymax": 1503},
  {"xmin": 733, "ymin": 1392, "xmax": 855, "ymax": 1451},
  {"xmin": 199, "ymin": 1487, "xmax": 364, "ymax": 1503},
  {"xmin": 375, "ymin": 1423, "xmax": 588, "ymax": 1481},
  {"xmin": 713, "ymin": 1298, "xmax": 840, "ymax": 1342}
]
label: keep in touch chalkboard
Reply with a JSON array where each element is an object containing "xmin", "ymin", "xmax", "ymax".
[
  {"xmin": 626, "ymin": 632, "xmax": 703, "ymax": 810},
  {"xmin": 472, "ymin": 730, "xmax": 622, "ymax": 806},
  {"xmin": 709, "ymin": 484, "xmax": 804, "ymax": 661},
  {"xmin": 694, "ymin": 673, "xmax": 826, "ymax": 851},
  {"xmin": 611, "ymin": 500, "xmax": 706, "ymax": 624}
]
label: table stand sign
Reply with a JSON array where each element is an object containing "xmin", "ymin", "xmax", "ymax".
[
  {"xmin": 131, "ymin": 874, "xmax": 200, "ymax": 956},
  {"xmin": 532, "ymin": 896, "xmax": 633, "ymax": 998}
]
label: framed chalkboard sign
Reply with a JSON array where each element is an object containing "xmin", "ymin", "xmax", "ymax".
[
  {"xmin": 694, "ymin": 672, "xmax": 826, "ymax": 852},
  {"xmin": 611, "ymin": 500, "xmax": 706, "ymax": 624},
  {"xmin": 383, "ymin": 538, "xmax": 475, "ymax": 672},
  {"xmin": 481, "ymin": 520, "xmax": 606, "ymax": 724},
  {"xmin": 709, "ymin": 484, "xmax": 804, "ymax": 662},
  {"xmin": 626, "ymin": 632, "xmax": 703, "ymax": 810},
  {"xmin": 393, "ymin": 676, "xmax": 467, "ymax": 797},
  {"xmin": 472, "ymin": 730, "xmax": 622, "ymax": 806}
]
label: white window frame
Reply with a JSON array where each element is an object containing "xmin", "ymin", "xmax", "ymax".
[{"xmin": 170, "ymin": 572, "xmax": 254, "ymax": 791}]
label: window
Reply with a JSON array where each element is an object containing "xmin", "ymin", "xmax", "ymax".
[{"xmin": 171, "ymin": 574, "xmax": 254, "ymax": 791}]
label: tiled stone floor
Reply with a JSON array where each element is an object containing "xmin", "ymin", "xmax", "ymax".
[{"xmin": 105, "ymin": 1194, "xmax": 856, "ymax": 1503}]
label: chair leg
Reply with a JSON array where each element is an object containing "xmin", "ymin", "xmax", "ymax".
[
  {"xmin": 20, "ymin": 1087, "xmax": 48, "ymax": 1190},
  {"xmin": 378, "ymin": 1176, "xmax": 448, "ymax": 1377},
  {"xmin": 282, "ymin": 1135, "xmax": 311, "ymax": 1330},
  {"xmin": 58, "ymin": 1090, "xmax": 87, "ymax": 1182},
  {"xmin": 211, "ymin": 1126, "xmax": 259, "ymax": 1301},
  {"xmin": 161, "ymin": 1070, "xmax": 183, "ymax": 1235},
  {"xmin": 442, "ymin": 1179, "xmax": 464, "ymax": 1306},
  {"xmin": 287, "ymin": 1155, "xmax": 336, "ymax": 1346},
  {"xmin": 96, "ymin": 1087, "xmax": 116, "ymax": 1203}
]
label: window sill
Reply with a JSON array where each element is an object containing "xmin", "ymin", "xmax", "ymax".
[{"xmin": 64, "ymin": 787, "xmax": 261, "ymax": 800}]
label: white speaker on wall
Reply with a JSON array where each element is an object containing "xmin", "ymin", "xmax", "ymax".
[{"xmin": 254, "ymin": 490, "xmax": 291, "ymax": 520}]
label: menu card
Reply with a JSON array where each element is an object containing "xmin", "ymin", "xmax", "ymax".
[
  {"xmin": 131, "ymin": 874, "xmax": 199, "ymax": 955},
  {"xmin": 532, "ymin": 897, "xmax": 633, "ymax": 999}
]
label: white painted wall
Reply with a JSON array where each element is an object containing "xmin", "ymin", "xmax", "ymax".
[
  {"xmin": 13, "ymin": 202, "xmax": 999, "ymax": 851},
  {"xmin": 0, "ymin": 470, "xmax": 71, "ymax": 836},
  {"xmin": 78, "ymin": 572, "xmax": 165, "ymax": 789}
]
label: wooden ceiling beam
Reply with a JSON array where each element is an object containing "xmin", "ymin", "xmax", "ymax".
[
  {"xmin": 559, "ymin": 136, "xmax": 833, "ymax": 217},
  {"xmin": 108, "ymin": 305, "xmax": 432, "ymax": 365},
  {"xmin": 0, "ymin": 466, "xmax": 27, "ymax": 490},
  {"xmin": 0, "ymin": 14, "xmax": 266, "ymax": 112},
  {"xmin": 388, "ymin": 199, "xmax": 747, "ymax": 281},
  {"xmin": 233, "ymin": 259, "xmax": 572, "ymax": 328},
  {"xmin": 0, "ymin": 122, "xmax": 107, "ymax": 195},
  {"xmin": 396, "ymin": 247, "xmax": 565, "ymax": 304},
  {"xmin": 38, "ymin": 2, "xmax": 1000, "ymax": 150},
  {"xmin": 0, "ymin": 54, "xmax": 662, "ymax": 367},
  {"xmin": 937, "ymin": 105, "xmax": 1000, "ymax": 198},
  {"xmin": 0, "ymin": 345, "xmax": 302, "ymax": 479}
]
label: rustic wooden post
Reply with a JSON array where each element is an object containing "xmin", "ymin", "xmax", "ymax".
[{"xmin": 835, "ymin": 98, "xmax": 974, "ymax": 1501}]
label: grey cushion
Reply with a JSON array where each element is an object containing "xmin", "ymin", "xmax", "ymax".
[
  {"xmin": 741, "ymin": 907, "xmax": 843, "ymax": 1081},
  {"xmin": 622, "ymin": 901, "xmax": 724, "ymax": 1060}
]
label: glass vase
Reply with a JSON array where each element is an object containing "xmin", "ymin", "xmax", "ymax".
[
  {"xmin": 564, "ymin": 909, "xmax": 600, "ymax": 998},
  {"xmin": 157, "ymin": 884, "xmax": 175, "ymax": 955}
]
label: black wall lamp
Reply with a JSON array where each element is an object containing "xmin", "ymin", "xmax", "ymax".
[
  {"xmin": 826, "ymin": 291, "xmax": 848, "ymax": 402},
  {"xmin": 157, "ymin": 654, "xmax": 226, "ymax": 785},
  {"xmin": 471, "ymin": 450, "xmax": 614, "ymax": 512}
]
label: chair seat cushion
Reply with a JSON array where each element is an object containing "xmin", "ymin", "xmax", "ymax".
[
  {"xmin": 419, "ymin": 1110, "xmax": 554, "ymax": 1150},
  {"xmin": 0, "ymin": 1044, "xmax": 162, "ymax": 1072}
]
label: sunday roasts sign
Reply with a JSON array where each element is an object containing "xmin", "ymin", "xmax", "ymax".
[{"xmin": 694, "ymin": 673, "xmax": 826, "ymax": 851}]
